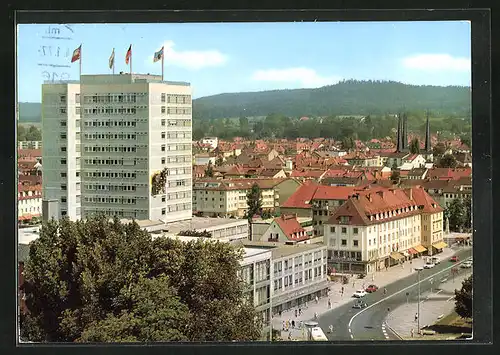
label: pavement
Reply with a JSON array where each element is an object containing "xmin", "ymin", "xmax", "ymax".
[
  {"xmin": 385, "ymin": 266, "xmax": 473, "ymax": 339},
  {"xmin": 272, "ymin": 244, "xmax": 470, "ymax": 341}
]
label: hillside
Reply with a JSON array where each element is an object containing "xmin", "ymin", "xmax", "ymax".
[
  {"xmin": 18, "ymin": 80, "xmax": 471, "ymax": 123},
  {"xmin": 192, "ymin": 80, "xmax": 471, "ymax": 119}
]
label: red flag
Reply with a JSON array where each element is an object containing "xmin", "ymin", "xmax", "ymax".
[
  {"xmin": 71, "ymin": 45, "xmax": 81, "ymax": 63},
  {"xmin": 125, "ymin": 45, "xmax": 132, "ymax": 65}
]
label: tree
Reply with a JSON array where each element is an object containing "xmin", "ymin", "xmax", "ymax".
[
  {"xmin": 409, "ymin": 138, "xmax": 420, "ymax": 154},
  {"xmin": 246, "ymin": 183, "xmax": 263, "ymax": 240},
  {"xmin": 436, "ymin": 154, "xmax": 458, "ymax": 168},
  {"xmin": 446, "ymin": 198, "xmax": 466, "ymax": 232},
  {"xmin": 214, "ymin": 156, "xmax": 224, "ymax": 167},
  {"xmin": 20, "ymin": 216, "xmax": 262, "ymax": 342},
  {"xmin": 204, "ymin": 161, "xmax": 214, "ymax": 178},
  {"xmin": 17, "ymin": 124, "xmax": 27, "ymax": 141},
  {"xmin": 341, "ymin": 137, "xmax": 354, "ymax": 150},
  {"xmin": 460, "ymin": 135, "xmax": 471, "ymax": 148},
  {"xmin": 25, "ymin": 125, "xmax": 42, "ymax": 141},
  {"xmin": 390, "ymin": 170, "xmax": 400, "ymax": 184},
  {"xmin": 432, "ymin": 142, "xmax": 447, "ymax": 157},
  {"xmin": 454, "ymin": 275, "xmax": 472, "ymax": 319}
]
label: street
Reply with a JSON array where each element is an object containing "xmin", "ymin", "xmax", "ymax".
[{"xmin": 317, "ymin": 247, "xmax": 472, "ymax": 341}]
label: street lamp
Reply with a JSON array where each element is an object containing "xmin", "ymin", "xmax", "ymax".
[{"xmin": 417, "ymin": 268, "xmax": 422, "ymax": 335}]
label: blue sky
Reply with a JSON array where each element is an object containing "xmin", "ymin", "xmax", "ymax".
[{"xmin": 17, "ymin": 21, "xmax": 471, "ymax": 102}]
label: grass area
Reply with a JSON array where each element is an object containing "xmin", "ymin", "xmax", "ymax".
[{"xmin": 408, "ymin": 311, "xmax": 472, "ymax": 341}]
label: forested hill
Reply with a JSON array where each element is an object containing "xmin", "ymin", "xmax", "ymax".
[{"xmin": 192, "ymin": 80, "xmax": 471, "ymax": 120}]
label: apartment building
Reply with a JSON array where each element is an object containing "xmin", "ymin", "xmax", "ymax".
[
  {"xmin": 41, "ymin": 74, "xmax": 192, "ymax": 222},
  {"xmin": 18, "ymin": 183, "xmax": 42, "ymax": 223},
  {"xmin": 324, "ymin": 186, "xmax": 427, "ymax": 274},
  {"xmin": 18, "ymin": 141, "xmax": 42, "ymax": 150},
  {"xmin": 192, "ymin": 178, "xmax": 300, "ymax": 218}
]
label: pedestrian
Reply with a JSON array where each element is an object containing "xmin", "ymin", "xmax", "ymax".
[
  {"xmin": 329, "ymin": 324, "xmax": 334, "ymax": 333},
  {"xmin": 299, "ymin": 308, "xmax": 302, "ymax": 316},
  {"xmin": 328, "ymin": 299, "xmax": 331, "ymax": 308},
  {"xmin": 341, "ymin": 286, "xmax": 344, "ymax": 294},
  {"xmin": 291, "ymin": 320, "xmax": 295, "ymax": 328},
  {"xmin": 411, "ymin": 328, "xmax": 414, "ymax": 338},
  {"xmin": 371, "ymin": 274, "xmax": 375, "ymax": 282},
  {"xmin": 287, "ymin": 319, "xmax": 290, "ymax": 330},
  {"xmin": 410, "ymin": 259, "xmax": 412, "ymax": 265},
  {"xmin": 305, "ymin": 301, "xmax": 308, "ymax": 309},
  {"xmin": 314, "ymin": 312, "xmax": 318, "ymax": 320},
  {"xmin": 288, "ymin": 332, "xmax": 292, "ymax": 341},
  {"xmin": 295, "ymin": 309, "xmax": 298, "ymax": 318},
  {"xmin": 415, "ymin": 313, "xmax": 418, "ymax": 322},
  {"xmin": 282, "ymin": 321, "xmax": 286, "ymax": 331},
  {"xmin": 383, "ymin": 287, "xmax": 387, "ymax": 295},
  {"xmin": 279, "ymin": 310, "xmax": 282, "ymax": 317},
  {"xmin": 315, "ymin": 295, "xmax": 319, "ymax": 304},
  {"xmin": 352, "ymin": 281, "xmax": 355, "ymax": 288},
  {"xmin": 300, "ymin": 320, "xmax": 304, "ymax": 329}
]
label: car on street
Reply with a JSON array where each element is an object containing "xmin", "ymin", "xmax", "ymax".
[
  {"xmin": 353, "ymin": 289, "xmax": 367, "ymax": 298},
  {"xmin": 461, "ymin": 261, "xmax": 473, "ymax": 268},
  {"xmin": 414, "ymin": 266, "xmax": 424, "ymax": 271},
  {"xmin": 353, "ymin": 300, "xmax": 368, "ymax": 309},
  {"xmin": 431, "ymin": 257, "xmax": 441, "ymax": 264},
  {"xmin": 423, "ymin": 263, "xmax": 435, "ymax": 269},
  {"xmin": 365, "ymin": 284, "xmax": 379, "ymax": 293},
  {"xmin": 450, "ymin": 256, "xmax": 459, "ymax": 262}
]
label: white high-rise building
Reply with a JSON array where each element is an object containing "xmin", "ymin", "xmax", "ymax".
[{"xmin": 42, "ymin": 73, "xmax": 193, "ymax": 223}]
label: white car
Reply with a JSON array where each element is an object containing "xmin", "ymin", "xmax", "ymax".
[
  {"xmin": 423, "ymin": 263, "xmax": 435, "ymax": 269},
  {"xmin": 414, "ymin": 266, "xmax": 424, "ymax": 271},
  {"xmin": 431, "ymin": 257, "xmax": 441, "ymax": 264},
  {"xmin": 353, "ymin": 290, "xmax": 367, "ymax": 298},
  {"xmin": 461, "ymin": 261, "xmax": 473, "ymax": 269}
]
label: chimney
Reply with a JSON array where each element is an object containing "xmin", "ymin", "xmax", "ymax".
[
  {"xmin": 406, "ymin": 188, "xmax": 413, "ymax": 200},
  {"xmin": 376, "ymin": 191, "xmax": 384, "ymax": 198}
]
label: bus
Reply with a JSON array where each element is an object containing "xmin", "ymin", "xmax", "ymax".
[{"xmin": 309, "ymin": 327, "xmax": 329, "ymax": 341}]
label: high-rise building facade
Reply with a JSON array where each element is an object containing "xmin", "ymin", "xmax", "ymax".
[{"xmin": 42, "ymin": 74, "xmax": 193, "ymax": 223}]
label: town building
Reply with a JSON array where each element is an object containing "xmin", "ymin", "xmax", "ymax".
[
  {"xmin": 18, "ymin": 141, "xmax": 42, "ymax": 150},
  {"xmin": 41, "ymin": 73, "xmax": 192, "ymax": 222},
  {"xmin": 192, "ymin": 178, "xmax": 300, "ymax": 218},
  {"xmin": 323, "ymin": 186, "xmax": 438, "ymax": 274},
  {"xmin": 200, "ymin": 137, "xmax": 218, "ymax": 150},
  {"xmin": 260, "ymin": 215, "xmax": 309, "ymax": 244},
  {"xmin": 18, "ymin": 183, "xmax": 42, "ymax": 223},
  {"xmin": 235, "ymin": 240, "xmax": 329, "ymax": 315}
]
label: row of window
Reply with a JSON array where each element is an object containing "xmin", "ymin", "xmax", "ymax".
[
  {"xmin": 84, "ymin": 133, "xmax": 137, "ymax": 140},
  {"xmin": 166, "ymin": 191, "xmax": 191, "ymax": 200},
  {"xmin": 84, "ymin": 159, "xmax": 136, "ymax": 166},
  {"xmin": 162, "ymin": 203, "xmax": 191, "ymax": 214},
  {"xmin": 83, "ymin": 94, "xmax": 138, "ymax": 104},
  {"xmin": 163, "ymin": 94, "xmax": 191, "ymax": 104},
  {"xmin": 330, "ymin": 226, "xmax": 359, "ymax": 234},
  {"xmin": 84, "ymin": 120, "xmax": 137, "ymax": 127},
  {"xmin": 83, "ymin": 107, "xmax": 141, "ymax": 115},
  {"xmin": 84, "ymin": 184, "xmax": 138, "ymax": 192},
  {"xmin": 84, "ymin": 171, "xmax": 137, "ymax": 179},
  {"xmin": 84, "ymin": 146, "xmax": 137, "ymax": 153},
  {"xmin": 160, "ymin": 107, "xmax": 192, "ymax": 115},
  {"xmin": 84, "ymin": 197, "xmax": 138, "ymax": 204}
]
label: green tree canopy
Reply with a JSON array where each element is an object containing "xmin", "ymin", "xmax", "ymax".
[
  {"xmin": 20, "ymin": 216, "xmax": 262, "ymax": 343},
  {"xmin": 204, "ymin": 161, "xmax": 214, "ymax": 177},
  {"xmin": 454, "ymin": 275, "xmax": 472, "ymax": 319},
  {"xmin": 436, "ymin": 154, "xmax": 458, "ymax": 168},
  {"xmin": 409, "ymin": 138, "xmax": 420, "ymax": 154}
]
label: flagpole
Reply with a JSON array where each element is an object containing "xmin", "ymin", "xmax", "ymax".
[
  {"xmin": 161, "ymin": 48, "xmax": 164, "ymax": 81},
  {"xmin": 112, "ymin": 48, "xmax": 115, "ymax": 75},
  {"xmin": 79, "ymin": 44, "xmax": 82, "ymax": 79},
  {"xmin": 130, "ymin": 45, "xmax": 132, "ymax": 74}
]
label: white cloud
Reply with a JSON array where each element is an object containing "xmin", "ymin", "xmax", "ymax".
[
  {"xmin": 402, "ymin": 54, "xmax": 470, "ymax": 72},
  {"xmin": 147, "ymin": 40, "xmax": 227, "ymax": 70},
  {"xmin": 251, "ymin": 67, "xmax": 341, "ymax": 88}
]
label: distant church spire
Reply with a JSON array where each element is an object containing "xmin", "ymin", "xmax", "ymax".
[
  {"xmin": 396, "ymin": 113, "xmax": 402, "ymax": 152},
  {"xmin": 424, "ymin": 110, "xmax": 431, "ymax": 152},
  {"xmin": 402, "ymin": 113, "xmax": 408, "ymax": 151}
]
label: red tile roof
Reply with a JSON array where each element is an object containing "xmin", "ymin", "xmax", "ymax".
[
  {"xmin": 409, "ymin": 186, "xmax": 444, "ymax": 213},
  {"xmin": 312, "ymin": 186, "xmax": 357, "ymax": 201},
  {"xmin": 281, "ymin": 181, "xmax": 318, "ymax": 208},
  {"xmin": 275, "ymin": 215, "xmax": 308, "ymax": 241}
]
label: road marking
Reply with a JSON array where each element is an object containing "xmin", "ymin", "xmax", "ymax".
[
  {"xmin": 446, "ymin": 296, "xmax": 454, "ymax": 302},
  {"xmin": 348, "ymin": 328, "xmax": 352, "ymax": 333},
  {"xmin": 347, "ymin": 258, "xmax": 469, "ymax": 330},
  {"xmin": 350, "ymin": 334, "xmax": 353, "ymax": 339},
  {"xmin": 436, "ymin": 289, "xmax": 443, "ymax": 294}
]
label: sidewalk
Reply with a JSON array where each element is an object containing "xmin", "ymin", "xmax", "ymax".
[
  {"xmin": 385, "ymin": 268, "xmax": 472, "ymax": 339},
  {"xmin": 271, "ymin": 246, "xmax": 466, "ymax": 340}
]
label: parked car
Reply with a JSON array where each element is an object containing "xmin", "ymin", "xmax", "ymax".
[
  {"xmin": 423, "ymin": 263, "xmax": 435, "ymax": 269},
  {"xmin": 431, "ymin": 257, "xmax": 441, "ymax": 264},
  {"xmin": 414, "ymin": 266, "xmax": 424, "ymax": 271},
  {"xmin": 365, "ymin": 284, "xmax": 379, "ymax": 293},
  {"xmin": 353, "ymin": 300, "xmax": 368, "ymax": 309},
  {"xmin": 353, "ymin": 289, "xmax": 367, "ymax": 298},
  {"xmin": 450, "ymin": 256, "xmax": 459, "ymax": 262}
]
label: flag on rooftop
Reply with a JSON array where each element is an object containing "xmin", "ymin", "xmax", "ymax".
[
  {"xmin": 109, "ymin": 48, "xmax": 115, "ymax": 69},
  {"xmin": 125, "ymin": 45, "xmax": 132, "ymax": 65},
  {"xmin": 71, "ymin": 45, "xmax": 81, "ymax": 63},
  {"xmin": 153, "ymin": 47, "xmax": 164, "ymax": 63}
]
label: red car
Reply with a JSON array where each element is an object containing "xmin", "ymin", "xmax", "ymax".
[
  {"xmin": 365, "ymin": 284, "xmax": 379, "ymax": 293},
  {"xmin": 450, "ymin": 256, "xmax": 459, "ymax": 262}
]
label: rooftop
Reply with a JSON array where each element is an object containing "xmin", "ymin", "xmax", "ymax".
[{"xmin": 44, "ymin": 73, "xmax": 190, "ymax": 86}]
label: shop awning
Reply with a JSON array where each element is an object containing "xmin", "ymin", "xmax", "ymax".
[
  {"xmin": 390, "ymin": 252, "xmax": 405, "ymax": 261},
  {"xmin": 408, "ymin": 248, "xmax": 418, "ymax": 255},
  {"xmin": 414, "ymin": 245, "xmax": 427, "ymax": 253},
  {"xmin": 432, "ymin": 241, "xmax": 448, "ymax": 249}
]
